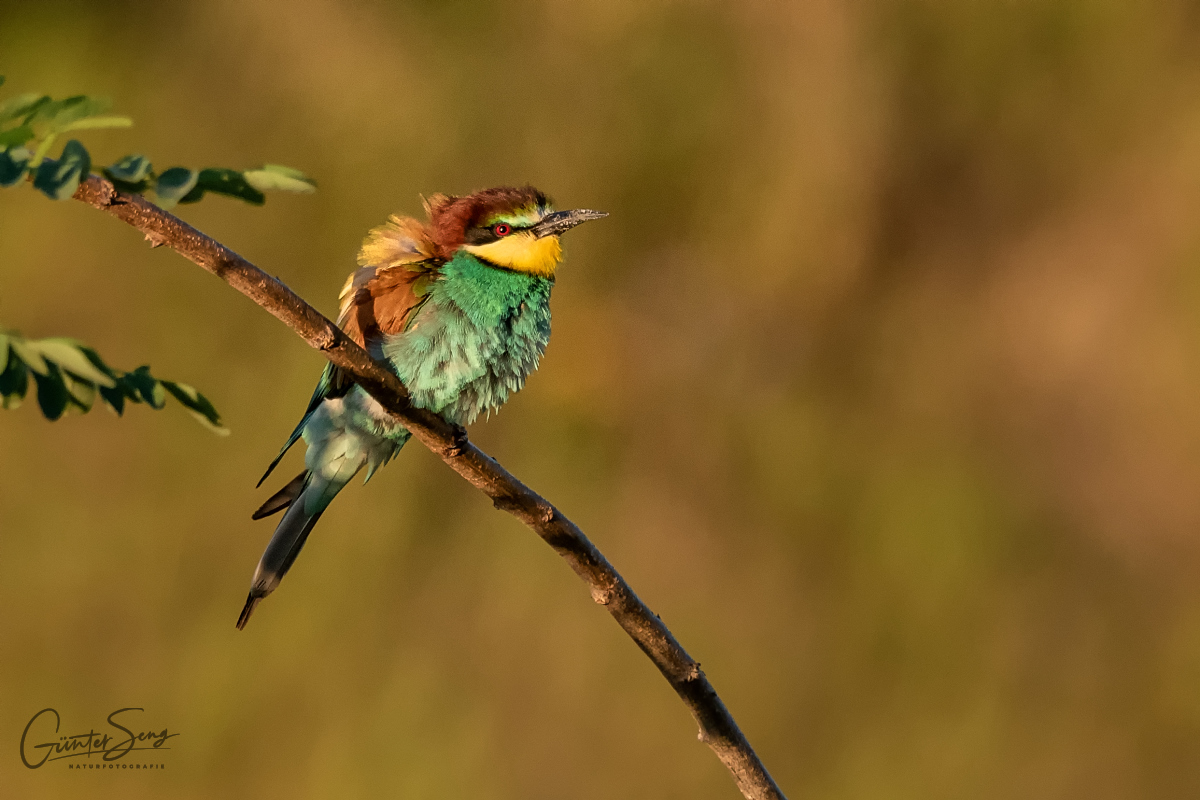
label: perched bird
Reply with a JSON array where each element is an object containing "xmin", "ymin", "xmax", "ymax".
[{"xmin": 236, "ymin": 187, "xmax": 605, "ymax": 629}]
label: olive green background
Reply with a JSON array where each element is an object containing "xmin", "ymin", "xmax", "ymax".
[{"xmin": 4, "ymin": 1, "xmax": 1200, "ymax": 797}]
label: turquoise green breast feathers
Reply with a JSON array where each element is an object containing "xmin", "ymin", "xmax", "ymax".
[{"xmin": 237, "ymin": 187, "xmax": 606, "ymax": 629}]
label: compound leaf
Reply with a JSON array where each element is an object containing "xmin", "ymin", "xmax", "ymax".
[{"xmin": 0, "ymin": 330, "xmax": 224, "ymax": 432}]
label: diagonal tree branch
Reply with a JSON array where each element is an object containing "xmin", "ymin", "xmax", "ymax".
[{"xmin": 70, "ymin": 174, "xmax": 787, "ymax": 800}]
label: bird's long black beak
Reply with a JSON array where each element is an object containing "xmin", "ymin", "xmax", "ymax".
[{"xmin": 531, "ymin": 209, "xmax": 607, "ymax": 238}]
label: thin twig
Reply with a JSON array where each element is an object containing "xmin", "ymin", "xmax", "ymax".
[{"xmin": 71, "ymin": 174, "xmax": 787, "ymax": 800}]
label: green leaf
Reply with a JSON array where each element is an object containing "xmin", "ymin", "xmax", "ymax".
[
  {"xmin": 59, "ymin": 115, "xmax": 132, "ymax": 133},
  {"xmin": 29, "ymin": 95, "xmax": 110, "ymax": 130},
  {"xmin": 34, "ymin": 338, "xmax": 117, "ymax": 387},
  {"xmin": 261, "ymin": 163, "xmax": 311, "ymax": 180},
  {"xmin": 243, "ymin": 164, "xmax": 316, "ymax": 193},
  {"xmin": 123, "ymin": 366, "xmax": 166, "ymax": 408},
  {"xmin": 0, "ymin": 92, "xmax": 45, "ymax": 124},
  {"xmin": 17, "ymin": 96, "xmax": 50, "ymax": 125},
  {"xmin": 154, "ymin": 167, "xmax": 197, "ymax": 208},
  {"xmin": 32, "ymin": 363, "xmax": 69, "ymax": 421},
  {"xmin": 33, "ymin": 139, "xmax": 90, "ymax": 200},
  {"xmin": 60, "ymin": 369, "xmax": 96, "ymax": 413},
  {"xmin": 98, "ymin": 383, "xmax": 126, "ymax": 415},
  {"xmin": 99, "ymin": 373, "xmax": 142, "ymax": 415},
  {"xmin": 112, "ymin": 375, "xmax": 142, "ymax": 405},
  {"xmin": 55, "ymin": 96, "xmax": 111, "ymax": 127},
  {"xmin": 75, "ymin": 344, "xmax": 119, "ymax": 381},
  {"xmin": 8, "ymin": 338, "xmax": 48, "ymax": 375},
  {"xmin": 25, "ymin": 96, "xmax": 81, "ymax": 126},
  {"xmin": 161, "ymin": 380, "xmax": 228, "ymax": 434},
  {"xmin": 0, "ymin": 124, "xmax": 34, "ymax": 148},
  {"xmin": 104, "ymin": 154, "xmax": 151, "ymax": 183},
  {"xmin": 0, "ymin": 352, "xmax": 27, "ymax": 409},
  {"xmin": 179, "ymin": 167, "xmax": 265, "ymax": 205},
  {"xmin": 0, "ymin": 147, "xmax": 30, "ymax": 187}
]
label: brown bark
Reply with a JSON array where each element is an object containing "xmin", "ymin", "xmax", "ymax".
[{"xmin": 71, "ymin": 174, "xmax": 787, "ymax": 800}]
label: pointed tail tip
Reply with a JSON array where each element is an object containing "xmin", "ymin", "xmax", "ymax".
[{"xmin": 236, "ymin": 592, "xmax": 263, "ymax": 631}]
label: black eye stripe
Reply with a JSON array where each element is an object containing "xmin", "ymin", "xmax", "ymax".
[{"xmin": 464, "ymin": 223, "xmax": 531, "ymax": 245}]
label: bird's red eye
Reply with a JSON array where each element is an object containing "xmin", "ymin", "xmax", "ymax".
[{"xmin": 493, "ymin": 223, "xmax": 511, "ymax": 237}]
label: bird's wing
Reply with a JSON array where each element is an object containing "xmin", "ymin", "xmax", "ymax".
[
  {"xmin": 338, "ymin": 213, "xmax": 442, "ymax": 345},
  {"xmin": 255, "ymin": 363, "xmax": 344, "ymax": 487},
  {"xmin": 256, "ymin": 215, "xmax": 441, "ymax": 488}
]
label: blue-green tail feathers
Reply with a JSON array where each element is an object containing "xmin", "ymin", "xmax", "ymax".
[
  {"xmin": 237, "ymin": 499, "xmax": 324, "ymax": 630},
  {"xmin": 239, "ymin": 456, "xmax": 362, "ymax": 629},
  {"xmin": 238, "ymin": 477, "xmax": 328, "ymax": 630},
  {"xmin": 252, "ymin": 470, "xmax": 307, "ymax": 519}
]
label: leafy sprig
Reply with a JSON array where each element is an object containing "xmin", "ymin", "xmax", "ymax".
[
  {"xmin": 0, "ymin": 331, "xmax": 227, "ymax": 434},
  {"xmin": 0, "ymin": 76, "xmax": 315, "ymax": 206},
  {"xmin": 0, "ymin": 75, "xmax": 320, "ymax": 434}
]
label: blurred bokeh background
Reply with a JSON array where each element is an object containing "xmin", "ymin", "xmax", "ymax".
[{"xmin": 3, "ymin": 0, "xmax": 1200, "ymax": 797}]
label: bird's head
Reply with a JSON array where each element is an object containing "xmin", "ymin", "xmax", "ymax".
[{"xmin": 425, "ymin": 186, "xmax": 606, "ymax": 277}]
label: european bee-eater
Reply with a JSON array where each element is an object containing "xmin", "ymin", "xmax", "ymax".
[{"xmin": 237, "ymin": 186, "xmax": 605, "ymax": 629}]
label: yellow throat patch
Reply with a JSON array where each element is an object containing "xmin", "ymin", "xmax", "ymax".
[{"xmin": 464, "ymin": 233, "xmax": 563, "ymax": 277}]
